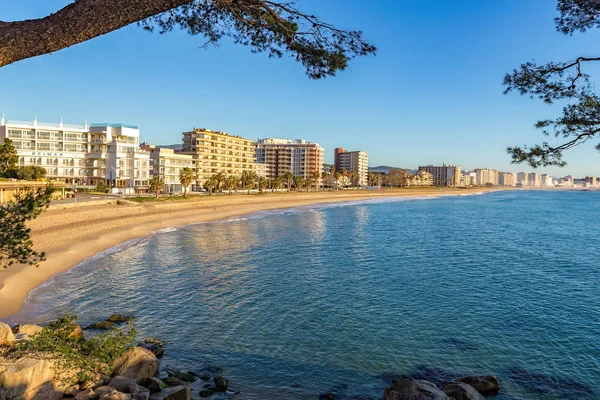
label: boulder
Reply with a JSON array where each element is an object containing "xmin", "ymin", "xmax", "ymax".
[
  {"xmin": 384, "ymin": 379, "xmax": 451, "ymax": 400},
  {"xmin": 0, "ymin": 322, "xmax": 16, "ymax": 346},
  {"xmin": 111, "ymin": 347, "xmax": 159, "ymax": 384},
  {"xmin": 142, "ymin": 377, "xmax": 166, "ymax": 394},
  {"xmin": 95, "ymin": 386, "xmax": 117, "ymax": 397},
  {"xmin": 148, "ymin": 385, "xmax": 190, "ymax": 400},
  {"xmin": 137, "ymin": 343, "xmax": 163, "ymax": 358},
  {"xmin": 66, "ymin": 324, "xmax": 84, "ymax": 340},
  {"xmin": 108, "ymin": 376, "xmax": 136, "ymax": 393},
  {"xmin": 165, "ymin": 370, "xmax": 194, "ymax": 383},
  {"xmin": 74, "ymin": 388, "xmax": 97, "ymax": 400},
  {"xmin": 129, "ymin": 383, "xmax": 150, "ymax": 400},
  {"xmin": 99, "ymin": 389, "xmax": 130, "ymax": 400},
  {"xmin": 64, "ymin": 384, "xmax": 80, "ymax": 398},
  {"xmin": 108, "ymin": 315, "xmax": 132, "ymax": 323},
  {"xmin": 213, "ymin": 376, "xmax": 227, "ymax": 392},
  {"xmin": 0, "ymin": 357, "xmax": 62, "ymax": 400},
  {"xmin": 85, "ymin": 321, "xmax": 116, "ymax": 330},
  {"xmin": 12, "ymin": 324, "xmax": 44, "ymax": 337},
  {"xmin": 163, "ymin": 377, "xmax": 186, "ymax": 387},
  {"xmin": 198, "ymin": 389, "xmax": 212, "ymax": 398},
  {"xmin": 443, "ymin": 382, "xmax": 484, "ymax": 400},
  {"xmin": 456, "ymin": 375, "xmax": 500, "ymax": 395}
]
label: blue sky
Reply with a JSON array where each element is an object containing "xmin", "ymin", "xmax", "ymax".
[{"xmin": 2, "ymin": 0, "xmax": 600, "ymax": 176}]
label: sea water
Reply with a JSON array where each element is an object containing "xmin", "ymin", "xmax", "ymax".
[{"xmin": 10, "ymin": 191, "xmax": 600, "ymax": 399}]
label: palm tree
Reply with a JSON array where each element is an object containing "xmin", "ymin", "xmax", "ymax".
[
  {"xmin": 149, "ymin": 176, "xmax": 164, "ymax": 198},
  {"xmin": 256, "ymin": 176, "xmax": 268, "ymax": 193},
  {"xmin": 224, "ymin": 175, "xmax": 239, "ymax": 194},
  {"xmin": 272, "ymin": 177, "xmax": 283, "ymax": 193},
  {"xmin": 204, "ymin": 176, "xmax": 217, "ymax": 195},
  {"xmin": 293, "ymin": 176, "xmax": 305, "ymax": 192},
  {"xmin": 243, "ymin": 170, "xmax": 258, "ymax": 194},
  {"xmin": 178, "ymin": 167, "xmax": 194, "ymax": 196},
  {"xmin": 282, "ymin": 171, "xmax": 294, "ymax": 192},
  {"xmin": 322, "ymin": 172, "xmax": 330, "ymax": 190},
  {"xmin": 334, "ymin": 171, "xmax": 342, "ymax": 190},
  {"xmin": 212, "ymin": 172, "xmax": 226, "ymax": 193},
  {"xmin": 310, "ymin": 171, "xmax": 321, "ymax": 191}
]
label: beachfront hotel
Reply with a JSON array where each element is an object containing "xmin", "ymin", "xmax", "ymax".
[
  {"xmin": 0, "ymin": 116, "xmax": 151, "ymax": 191},
  {"xmin": 141, "ymin": 144, "xmax": 195, "ymax": 193},
  {"xmin": 334, "ymin": 148, "xmax": 369, "ymax": 186},
  {"xmin": 179, "ymin": 128, "xmax": 256, "ymax": 184},
  {"xmin": 418, "ymin": 164, "xmax": 462, "ymax": 186},
  {"xmin": 0, "ymin": 115, "xmax": 89, "ymax": 184},
  {"xmin": 255, "ymin": 138, "xmax": 325, "ymax": 185}
]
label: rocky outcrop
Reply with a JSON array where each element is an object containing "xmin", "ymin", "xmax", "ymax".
[
  {"xmin": 384, "ymin": 379, "xmax": 451, "ymax": 400},
  {"xmin": 108, "ymin": 315, "xmax": 132, "ymax": 323},
  {"xmin": 99, "ymin": 389, "xmax": 130, "ymax": 400},
  {"xmin": 0, "ymin": 322, "xmax": 16, "ymax": 346},
  {"xmin": 456, "ymin": 375, "xmax": 500, "ymax": 395},
  {"xmin": 11, "ymin": 325, "xmax": 43, "ymax": 337},
  {"xmin": 148, "ymin": 385, "xmax": 190, "ymax": 400},
  {"xmin": 0, "ymin": 358, "xmax": 62, "ymax": 400},
  {"xmin": 108, "ymin": 376, "xmax": 136, "ymax": 393},
  {"xmin": 442, "ymin": 382, "xmax": 484, "ymax": 400},
  {"xmin": 85, "ymin": 321, "xmax": 116, "ymax": 330},
  {"xmin": 111, "ymin": 347, "xmax": 159, "ymax": 384},
  {"xmin": 129, "ymin": 383, "xmax": 150, "ymax": 400},
  {"xmin": 143, "ymin": 377, "xmax": 166, "ymax": 394}
]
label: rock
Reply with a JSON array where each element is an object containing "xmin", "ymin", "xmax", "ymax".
[
  {"xmin": 0, "ymin": 357, "xmax": 61, "ymax": 400},
  {"xmin": 99, "ymin": 389, "xmax": 130, "ymax": 400},
  {"xmin": 199, "ymin": 375, "xmax": 209, "ymax": 381},
  {"xmin": 64, "ymin": 384, "xmax": 81, "ymax": 398},
  {"xmin": 384, "ymin": 379, "xmax": 451, "ymax": 400},
  {"xmin": 137, "ymin": 343, "xmax": 163, "ymax": 358},
  {"xmin": 443, "ymin": 382, "xmax": 484, "ymax": 400},
  {"xmin": 75, "ymin": 388, "xmax": 97, "ymax": 400},
  {"xmin": 165, "ymin": 370, "xmax": 195, "ymax": 383},
  {"xmin": 163, "ymin": 377, "xmax": 186, "ymax": 387},
  {"xmin": 144, "ymin": 338, "xmax": 163, "ymax": 347},
  {"xmin": 456, "ymin": 375, "xmax": 500, "ymax": 395},
  {"xmin": 108, "ymin": 315, "xmax": 132, "ymax": 323},
  {"xmin": 213, "ymin": 376, "xmax": 227, "ymax": 392},
  {"xmin": 108, "ymin": 376, "xmax": 137, "ymax": 393},
  {"xmin": 111, "ymin": 347, "xmax": 159, "ymax": 383},
  {"xmin": 0, "ymin": 322, "xmax": 16, "ymax": 346},
  {"xmin": 86, "ymin": 321, "xmax": 116, "ymax": 330},
  {"xmin": 12, "ymin": 324, "xmax": 44, "ymax": 337},
  {"xmin": 143, "ymin": 377, "xmax": 167, "ymax": 394},
  {"xmin": 149, "ymin": 385, "xmax": 191, "ymax": 400},
  {"xmin": 95, "ymin": 386, "xmax": 117, "ymax": 397},
  {"xmin": 66, "ymin": 324, "xmax": 84, "ymax": 340},
  {"xmin": 319, "ymin": 392, "xmax": 336, "ymax": 400},
  {"xmin": 129, "ymin": 383, "xmax": 150, "ymax": 400},
  {"xmin": 198, "ymin": 389, "xmax": 213, "ymax": 397}
]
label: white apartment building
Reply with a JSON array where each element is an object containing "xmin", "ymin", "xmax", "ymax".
[
  {"xmin": 334, "ymin": 148, "xmax": 369, "ymax": 186},
  {"xmin": 516, "ymin": 172, "xmax": 528, "ymax": 187},
  {"xmin": 0, "ymin": 116, "xmax": 89, "ymax": 183},
  {"xmin": 499, "ymin": 172, "xmax": 517, "ymax": 187},
  {"xmin": 527, "ymin": 173, "xmax": 542, "ymax": 187},
  {"xmin": 141, "ymin": 145, "xmax": 195, "ymax": 193},
  {"xmin": 256, "ymin": 138, "xmax": 324, "ymax": 184},
  {"xmin": 418, "ymin": 164, "xmax": 461, "ymax": 186},
  {"xmin": 475, "ymin": 168, "xmax": 500, "ymax": 186},
  {"xmin": 87, "ymin": 124, "xmax": 151, "ymax": 190}
]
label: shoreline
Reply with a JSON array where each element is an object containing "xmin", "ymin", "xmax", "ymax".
[{"xmin": 0, "ymin": 187, "xmax": 502, "ymax": 320}]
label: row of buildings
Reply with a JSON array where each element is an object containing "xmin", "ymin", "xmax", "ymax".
[{"xmin": 0, "ymin": 116, "xmax": 369, "ymax": 193}]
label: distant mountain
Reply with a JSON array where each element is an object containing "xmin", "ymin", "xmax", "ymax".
[
  {"xmin": 369, "ymin": 166, "xmax": 416, "ymax": 174},
  {"xmin": 157, "ymin": 144, "xmax": 183, "ymax": 151}
]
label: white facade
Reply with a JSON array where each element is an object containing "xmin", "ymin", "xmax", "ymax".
[
  {"xmin": 335, "ymin": 148, "xmax": 369, "ymax": 186},
  {"xmin": 87, "ymin": 124, "xmax": 150, "ymax": 189},
  {"xmin": 0, "ymin": 116, "xmax": 89, "ymax": 183},
  {"xmin": 141, "ymin": 145, "xmax": 194, "ymax": 193},
  {"xmin": 418, "ymin": 165, "xmax": 461, "ymax": 186}
]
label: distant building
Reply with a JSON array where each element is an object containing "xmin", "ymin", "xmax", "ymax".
[
  {"xmin": 418, "ymin": 165, "xmax": 461, "ymax": 186},
  {"xmin": 334, "ymin": 148, "xmax": 369, "ymax": 186},
  {"xmin": 256, "ymin": 138, "xmax": 324, "ymax": 184},
  {"xmin": 474, "ymin": 168, "xmax": 500, "ymax": 186},
  {"xmin": 141, "ymin": 145, "xmax": 194, "ymax": 193},
  {"xmin": 499, "ymin": 172, "xmax": 516, "ymax": 187},
  {"xmin": 527, "ymin": 173, "xmax": 542, "ymax": 187},
  {"xmin": 405, "ymin": 170, "xmax": 433, "ymax": 186},
  {"xmin": 516, "ymin": 172, "xmax": 528, "ymax": 187},
  {"xmin": 179, "ymin": 128, "xmax": 256, "ymax": 185},
  {"xmin": 255, "ymin": 162, "xmax": 270, "ymax": 178},
  {"xmin": 585, "ymin": 176, "xmax": 597, "ymax": 187},
  {"xmin": 541, "ymin": 174, "xmax": 553, "ymax": 187}
]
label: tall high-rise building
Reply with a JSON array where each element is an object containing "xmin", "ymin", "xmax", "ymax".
[
  {"xmin": 527, "ymin": 172, "xmax": 542, "ymax": 187},
  {"xmin": 179, "ymin": 128, "xmax": 256, "ymax": 184},
  {"xmin": 0, "ymin": 116, "xmax": 89, "ymax": 183},
  {"xmin": 333, "ymin": 148, "xmax": 369, "ymax": 186},
  {"xmin": 418, "ymin": 165, "xmax": 461, "ymax": 186},
  {"xmin": 499, "ymin": 172, "xmax": 516, "ymax": 187},
  {"xmin": 516, "ymin": 172, "xmax": 528, "ymax": 187},
  {"xmin": 256, "ymin": 138, "xmax": 324, "ymax": 184},
  {"xmin": 475, "ymin": 168, "xmax": 500, "ymax": 186}
]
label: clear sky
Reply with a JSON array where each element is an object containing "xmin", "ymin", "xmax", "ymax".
[{"xmin": 2, "ymin": 0, "xmax": 600, "ymax": 176}]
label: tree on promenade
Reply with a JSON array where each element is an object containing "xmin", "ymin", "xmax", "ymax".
[
  {"xmin": 282, "ymin": 172, "xmax": 294, "ymax": 192},
  {"xmin": 256, "ymin": 176, "xmax": 267, "ymax": 193},
  {"xmin": 212, "ymin": 172, "xmax": 226, "ymax": 193},
  {"xmin": 244, "ymin": 171, "xmax": 257, "ymax": 194},
  {"xmin": 204, "ymin": 176, "xmax": 217, "ymax": 194},
  {"xmin": 178, "ymin": 167, "xmax": 194, "ymax": 195},
  {"xmin": 224, "ymin": 175, "xmax": 239, "ymax": 195},
  {"xmin": 149, "ymin": 176, "xmax": 164, "ymax": 198},
  {"xmin": 0, "ymin": 0, "xmax": 375, "ymax": 79},
  {"xmin": 1, "ymin": 187, "xmax": 54, "ymax": 268},
  {"xmin": 0, "ymin": 138, "xmax": 18, "ymax": 176},
  {"xmin": 504, "ymin": 0, "xmax": 600, "ymax": 167}
]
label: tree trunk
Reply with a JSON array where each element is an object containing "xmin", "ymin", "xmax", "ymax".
[{"xmin": 0, "ymin": 0, "xmax": 192, "ymax": 67}]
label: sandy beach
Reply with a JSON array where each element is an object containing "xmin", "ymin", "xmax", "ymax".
[{"xmin": 0, "ymin": 187, "xmax": 501, "ymax": 320}]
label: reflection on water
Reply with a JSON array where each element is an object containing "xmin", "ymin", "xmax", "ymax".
[{"xmin": 11, "ymin": 191, "xmax": 600, "ymax": 400}]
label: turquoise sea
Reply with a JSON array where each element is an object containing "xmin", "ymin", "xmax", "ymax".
[{"xmin": 8, "ymin": 190, "xmax": 600, "ymax": 399}]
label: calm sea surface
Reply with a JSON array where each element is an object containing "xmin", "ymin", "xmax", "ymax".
[{"xmin": 10, "ymin": 190, "xmax": 600, "ymax": 399}]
